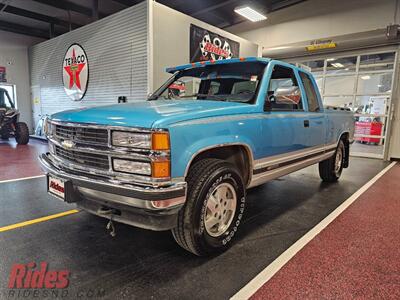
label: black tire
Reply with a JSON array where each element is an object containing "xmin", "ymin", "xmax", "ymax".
[
  {"xmin": 15, "ymin": 122, "xmax": 29, "ymax": 145},
  {"xmin": 172, "ymin": 158, "xmax": 246, "ymax": 256},
  {"xmin": 319, "ymin": 140, "xmax": 345, "ymax": 182}
]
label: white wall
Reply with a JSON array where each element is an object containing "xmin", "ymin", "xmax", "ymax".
[
  {"xmin": 0, "ymin": 30, "xmax": 44, "ymax": 131},
  {"xmin": 228, "ymin": 0, "xmax": 398, "ymax": 49},
  {"xmin": 152, "ymin": 2, "xmax": 260, "ymax": 91}
]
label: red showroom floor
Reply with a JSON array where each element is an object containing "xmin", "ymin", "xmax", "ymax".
[
  {"xmin": 0, "ymin": 139, "xmax": 46, "ymax": 181},
  {"xmin": 251, "ymin": 163, "xmax": 400, "ymax": 299}
]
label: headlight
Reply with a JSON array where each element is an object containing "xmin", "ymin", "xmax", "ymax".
[
  {"xmin": 111, "ymin": 131, "xmax": 170, "ymax": 150},
  {"xmin": 112, "ymin": 159, "xmax": 151, "ymax": 175},
  {"xmin": 112, "ymin": 131, "xmax": 151, "ymax": 149}
]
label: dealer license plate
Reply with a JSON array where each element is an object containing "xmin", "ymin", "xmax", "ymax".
[{"xmin": 48, "ymin": 175, "xmax": 66, "ymax": 200}]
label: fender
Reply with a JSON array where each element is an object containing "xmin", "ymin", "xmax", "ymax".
[{"xmin": 178, "ymin": 135, "xmax": 255, "ymax": 184}]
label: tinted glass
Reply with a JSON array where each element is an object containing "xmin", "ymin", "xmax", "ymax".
[
  {"xmin": 268, "ymin": 65, "xmax": 303, "ymax": 111},
  {"xmin": 300, "ymin": 72, "xmax": 320, "ymax": 112}
]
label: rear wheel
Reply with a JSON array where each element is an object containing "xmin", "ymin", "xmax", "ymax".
[
  {"xmin": 172, "ymin": 158, "xmax": 246, "ymax": 256},
  {"xmin": 15, "ymin": 122, "xmax": 29, "ymax": 145},
  {"xmin": 319, "ymin": 140, "xmax": 345, "ymax": 182}
]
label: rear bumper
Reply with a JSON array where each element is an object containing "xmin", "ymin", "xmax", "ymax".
[{"xmin": 39, "ymin": 153, "xmax": 186, "ymax": 231}]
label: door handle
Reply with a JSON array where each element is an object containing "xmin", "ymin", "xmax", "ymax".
[{"xmin": 304, "ymin": 120, "xmax": 310, "ymax": 127}]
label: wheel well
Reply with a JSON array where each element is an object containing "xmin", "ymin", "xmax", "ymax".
[
  {"xmin": 340, "ymin": 132, "xmax": 350, "ymax": 168},
  {"xmin": 187, "ymin": 145, "xmax": 252, "ymax": 186}
]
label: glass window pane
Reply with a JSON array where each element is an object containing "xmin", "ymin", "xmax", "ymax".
[
  {"xmin": 326, "ymin": 56, "xmax": 357, "ymax": 74},
  {"xmin": 299, "ymin": 72, "xmax": 320, "ymax": 112},
  {"xmin": 354, "ymin": 95, "xmax": 389, "ymax": 116},
  {"xmin": 323, "ymin": 96, "xmax": 354, "ymax": 110},
  {"xmin": 351, "ymin": 137, "xmax": 384, "ymax": 156},
  {"xmin": 297, "ymin": 60, "xmax": 324, "ymax": 75},
  {"xmin": 314, "ymin": 76, "xmax": 323, "ymax": 93},
  {"xmin": 324, "ymin": 75, "xmax": 355, "ymax": 95},
  {"xmin": 359, "ymin": 52, "xmax": 395, "ymax": 72},
  {"xmin": 357, "ymin": 73, "xmax": 392, "ymax": 94}
]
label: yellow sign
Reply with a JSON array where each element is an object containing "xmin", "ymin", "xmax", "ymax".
[
  {"xmin": 306, "ymin": 42, "xmax": 337, "ymax": 51},
  {"xmin": 33, "ymin": 97, "xmax": 40, "ymax": 104}
]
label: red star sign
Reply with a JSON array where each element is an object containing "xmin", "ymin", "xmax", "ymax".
[{"xmin": 64, "ymin": 48, "xmax": 86, "ymax": 90}]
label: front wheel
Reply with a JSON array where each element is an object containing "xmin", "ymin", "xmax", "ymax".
[
  {"xmin": 15, "ymin": 122, "xmax": 29, "ymax": 145},
  {"xmin": 319, "ymin": 140, "xmax": 345, "ymax": 182},
  {"xmin": 172, "ymin": 159, "xmax": 246, "ymax": 256}
]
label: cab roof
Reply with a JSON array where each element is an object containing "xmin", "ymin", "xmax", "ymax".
[{"xmin": 166, "ymin": 57, "xmax": 272, "ymax": 73}]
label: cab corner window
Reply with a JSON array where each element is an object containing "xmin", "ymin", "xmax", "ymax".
[
  {"xmin": 299, "ymin": 71, "xmax": 320, "ymax": 112},
  {"xmin": 267, "ymin": 65, "xmax": 303, "ymax": 111}
]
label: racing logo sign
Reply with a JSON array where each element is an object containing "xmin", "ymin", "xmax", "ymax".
[
  {"xmin": 62, "ymin": 44, "xmax": 89, "ymax": 101},
  {"xmin": 190, "ymin": 24, "xmax": 240, "ymax": 62}
]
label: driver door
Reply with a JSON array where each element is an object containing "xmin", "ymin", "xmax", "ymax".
[{"xmin": 259, "ymin": 63, "xmax": 310, "ymax": 159}]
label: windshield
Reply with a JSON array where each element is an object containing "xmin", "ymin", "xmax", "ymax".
[
  {"xmin": 0, "ymin": 88, "xmax": 14, "ymax": 109},
  {"xmin": 150, "ymin": 62, "xmax": 266, "ymax": 104}
]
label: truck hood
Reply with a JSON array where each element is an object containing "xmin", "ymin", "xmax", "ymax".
[{"xmin": 50, "ymin": 100, "xmax": 257, "ymax": 128}]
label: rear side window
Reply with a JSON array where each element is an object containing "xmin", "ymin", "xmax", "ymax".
[{"xmin": 299, "ymin": 72, "xmax": 320, "ymax": 112}]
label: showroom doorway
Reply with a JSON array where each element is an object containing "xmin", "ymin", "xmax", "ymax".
[
  {"xmin": 289, "ymin": 49, "xmax": 397, "ymax": 159},
  {"xmin": 0, "ymin": 83, "xmax": 16, "ymax": 108}
]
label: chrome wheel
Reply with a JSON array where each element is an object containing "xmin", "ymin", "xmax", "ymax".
[
  {"xmin": 204, "ymin": 182, "xmax": 237, "ymax": 237},
  {"xmin": 335, "ymin": 148, "xmax": 343, "ymax": 174}
]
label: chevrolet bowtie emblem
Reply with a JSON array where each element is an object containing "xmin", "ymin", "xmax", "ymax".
[{"xmin": 61, "ymin": 140, "xmax": 75, "ymax": 149}]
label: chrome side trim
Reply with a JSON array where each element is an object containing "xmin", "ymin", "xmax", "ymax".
[
  {"xmin": 249, "ymin": 151, "xmax": 335, "ymax": 188},
  {"xmin": 183, "ymin": 142, "xmax": 254, "ymax": 187},
  {"xmin": 253, "ymin": 143, "xmax": 337, "ymax": 170}
]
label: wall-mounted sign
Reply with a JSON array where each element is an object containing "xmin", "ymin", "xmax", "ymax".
[
  {"xmin": 306, "ymin": 39, "xmax": 337, "ymax": 51},
  {"xmin": 62, "ymin": 44, "xmax": 89, "ymax": 101},
  {"xmin": 190, "ymin": 24, "xmax": 240, "ymax": 62},
  {"xmin": 0, "ymin": 66, "xmax": 6, "ymax": 82}
]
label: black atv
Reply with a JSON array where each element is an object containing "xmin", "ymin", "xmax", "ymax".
[{"xmin": 0, "ymin": 87, "xmax": 29, "ymax": 145}]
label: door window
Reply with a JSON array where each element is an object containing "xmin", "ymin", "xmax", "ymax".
[
  {"xmin": 267, "ymin": 65, "xmax": 303, "ymax": 111},
  {"xmin": 299, "ymin": 72, "xmax": 320, "ymax": 112}
]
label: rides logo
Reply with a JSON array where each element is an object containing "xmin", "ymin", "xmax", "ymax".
[
  {"xmin": 8, "ymin": 262, "xmax": 69, "ymax": 289},
  {"xmin": 63, "ymin": 43, "xmax": 89, "ymax": 101},
  {"xmin": 190, "ymin": 24, "xmax": 240, "ymax": 62}
]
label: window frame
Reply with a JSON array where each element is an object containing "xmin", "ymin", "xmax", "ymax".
[
  {"xmin": 298, "ymin": 71, "xmax": 321, "ymax": 113},
  {"xmin": 265, "ymin": 64, "xmax": 305, "ymax": 112}
]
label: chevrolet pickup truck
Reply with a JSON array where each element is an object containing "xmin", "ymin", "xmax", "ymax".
[{"xmin": 40, "ymin": 57, "xmax": 354, "ymax": 256}]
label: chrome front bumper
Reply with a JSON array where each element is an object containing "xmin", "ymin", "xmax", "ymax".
[{"xmin": 39, "ymin": 153, "xmax": 187, "ymax": 230}]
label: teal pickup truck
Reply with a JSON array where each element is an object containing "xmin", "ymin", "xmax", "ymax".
[{"xmin": 40, "ymin": 57, "xmax": 354, "ymax": 256}]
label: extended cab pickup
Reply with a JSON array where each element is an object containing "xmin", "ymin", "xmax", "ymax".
[{"xmin": 40, "ymin": 57, "xmax": 354, "ymax": 256}]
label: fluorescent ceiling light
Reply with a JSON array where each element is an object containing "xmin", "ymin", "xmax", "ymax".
[
  {"xmin": 331, "ymin": 62, "xmax": 344, "ymax": 68},
  {"xmin": 234, "ymin": 7, "xmax": 267, "ymax": 22},
  {"xmin": 327, "ymin": 58, "xmax": 336, "ymax": 61},
  {"xmin": 361, "ymin": 75, "xmax": 371, "ymax": 80}
]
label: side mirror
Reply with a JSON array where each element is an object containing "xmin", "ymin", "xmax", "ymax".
[{"xmin": 273, "ymin": 86, "xmax": 301, "ymax": 105}]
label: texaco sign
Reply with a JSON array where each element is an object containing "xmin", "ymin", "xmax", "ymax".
[{"xmin": 62, "ymin": 44, "xmax": 89, "ymax": 101}]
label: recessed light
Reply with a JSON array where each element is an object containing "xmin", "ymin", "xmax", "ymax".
[{"xmin": 234, "ymin": 6, "xmax": 267, "ymax": 22}]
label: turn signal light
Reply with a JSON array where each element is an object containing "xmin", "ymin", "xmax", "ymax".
[
  {"xmin": 152, "ymin": 160, "xmax": 170, "ymax": 178},
  {"xmin": 152, "ymin": 132, "xmax": 170, "ymax": 151}
]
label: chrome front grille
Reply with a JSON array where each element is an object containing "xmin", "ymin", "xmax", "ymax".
[
  {"xmin": 55, "ymin": 145, "xmax": 109, "ymax": 171},
  {"xmin": 55, "ymin": 124, "xmax": 109, "ymax": 146}
]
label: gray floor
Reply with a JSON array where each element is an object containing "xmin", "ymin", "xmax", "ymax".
[{"xmin": 0, "ymin": 157, "xmax": 389, "ymax": 300}]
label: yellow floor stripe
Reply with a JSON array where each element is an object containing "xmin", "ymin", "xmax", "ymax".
[{"xmin": 0, "ymin": 209, "xmax": 79, "ymax": 233}]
